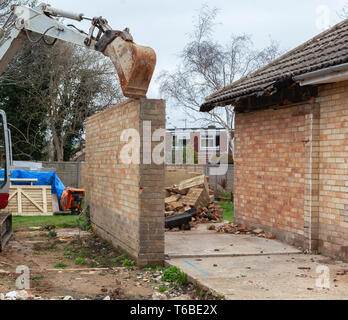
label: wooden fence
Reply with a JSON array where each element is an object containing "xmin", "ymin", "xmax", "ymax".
[{"xmin": 0, "ymin": 186, "xmax": 53, "ymax": 216}]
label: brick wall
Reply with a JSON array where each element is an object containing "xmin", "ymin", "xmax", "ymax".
[
  {"xmin": 318, "ymin": 81, "xmax": 348, "ymax": 261},
  {"xmin": 234, "ymin": 104, "xmax": 310, "ymax": 247},
  {"xmin": 234, "ymin": 80, "xmax": 348, "ymax": 261},
  {"xmin": 82, "ymin": 99, "xmax": 166, "ymax": 266}
]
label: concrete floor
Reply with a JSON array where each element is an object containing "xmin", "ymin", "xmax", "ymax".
[{"xmin": 165, "ymin": 224, "xmax": 348, "ymax": 300}]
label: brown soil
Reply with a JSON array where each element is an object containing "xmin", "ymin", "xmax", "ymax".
[{"xmin": 0, "ymin": 228, "xmax": 212, "ymax": 300}]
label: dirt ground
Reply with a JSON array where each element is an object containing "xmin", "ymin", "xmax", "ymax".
[{"xmin": 0, "ymin": 228, "xmax": 215, "ymax": 300}]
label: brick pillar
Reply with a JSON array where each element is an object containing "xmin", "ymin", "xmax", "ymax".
[
  {"xmin": 83, "ymin": 99, "xmax": 166, "ymax": 267},
  {"xmin": 303, "ymin": 102, "xmax": 320, "ymax": 251},
  {"xmin": 138, "ymin": 99, "xmax": 166, "ymax": 266}
]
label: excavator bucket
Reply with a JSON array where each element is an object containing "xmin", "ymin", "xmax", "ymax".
[{"xmin": 103, "ymin": 37, "xmax": 156, "ymax": 99}]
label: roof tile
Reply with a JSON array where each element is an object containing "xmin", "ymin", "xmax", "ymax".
[{"xmin": 201, "ymin": 19, "xmax": 348, "ymax": 111}]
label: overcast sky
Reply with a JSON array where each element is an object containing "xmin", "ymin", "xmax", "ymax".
[{"xmin": 48, "ymin": 0, "xmax": 347, "ymax": 128}]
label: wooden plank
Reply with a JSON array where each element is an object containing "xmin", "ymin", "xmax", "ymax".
[
  {"xmin": 42, "ymin": 188, "xmax": 47, "ymax": 213},
  {"xmin": 0, "ymin": 185, "xmax": 53, "ymax": 216},
  {"xmin": 18, "ymin": 189, "xmax": 22, "ymax": 215},
  {"xmin": 178, "ymin": 175, "xmax": 209, "ymax": 194},
  {"xmin": 8, "ymin": 190, "xmax": 17, "ymax": 202},
  {"xmin": 182, "ymin": 187, "xmax": 210, "ymax": 208},
  {"xmin": 21, "ymin": 191, "xmax": 43, "ymax": 212},
  {"xmin": 45, "ymin": 268, "xmax": 110, "ymax": 272},
  {"xmin": 178, "ymin": 175, "xmax": 204, "ymax": 190},
  {"xmin": 165, "ymin": 195, "xmax": 181, "ymax": 204}
]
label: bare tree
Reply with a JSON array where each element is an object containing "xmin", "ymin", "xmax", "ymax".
[
  {"xmin": 36, "ymin": 42, "xmax": 123, "ymax": 161},
  {"xmin": 3, "ymin": 40, "xmax": 124, "ymax": 161},
  {"xmin": 341, "ymin": 3, "xmax": 348, "ymax": 19},
  {"xmin": 158, "ymin": 5, "xmax": 281, "ymax": 154},
  {"xmin": 0, "ymin": 0, "xmax": 31, "ymax": 24},
  {"xmin": 0, "ymin": 0, "xmax": 123, "ymax": 161}
]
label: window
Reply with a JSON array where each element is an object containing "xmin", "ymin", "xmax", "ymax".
[
  {"xmin": 200, "ymin": 133, "xmax": 220, "ymax": 150},
  {"xmin": 172, "ymin": 133, "xmax": 190, "ymax": 150},
  {"xmin": 216, "ymin": 135, "xmax": 220, "ymax": 148}
]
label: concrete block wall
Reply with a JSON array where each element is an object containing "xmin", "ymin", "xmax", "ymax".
[
  {"xmin": 207, "ymin": 164, "xmax": 234, "ymax": 195},
  {"xmin": 82, "ymin": 99, "xmax": 166, "ymax": 266},
  {"xmin": 166, "ymin": 164, "xmax": 206, "ymax": 175},
  {"xmin": 42, "ymin": 162, "xmax": 81, "ymax": 188},
  {"xmin": 165, "ymin": 165, "xmax": 234, "ymax": 194}
]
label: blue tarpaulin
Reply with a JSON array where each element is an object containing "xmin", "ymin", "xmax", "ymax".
[{"xmin": 0, "ymin": 169, "xmax": 66, "ymax": 203}]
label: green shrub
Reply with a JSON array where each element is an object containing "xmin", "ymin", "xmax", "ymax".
[
  {"xmin": 162, "ymin": 266, "xmax": 187, "ymax": 285},
  {"xmin": 77, "ymin": 206, "xmax": 91, "ymax": 231},
  {"xmin": 48, "ymin": 230, "xmax": 57, "ymax": 238},
  {"xmin": 159, "ymin": 286, "xmax": 168, "ymax": 293},
  {"xmin": 74, "ymin": 257, "xmax": 87, "ymax": 265},
  {"xmin": 54, "ymin": 262, "xmax": 68, "ymax": 269},
  {"xmin": 122, "ymin": 259, "xmax": 133, "ymax": 269}
]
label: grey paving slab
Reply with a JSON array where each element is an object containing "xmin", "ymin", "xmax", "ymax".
[
  {"xmin": 167, "ymin": 255, "xmax": 348, "ymax": 300},
  {"xmin": 165, "ymin": 224, "xmax": 348, "ymax": 299},
  {"xmin": 165, "ymin": 225, "xmax": 301, "ymax": 258}
]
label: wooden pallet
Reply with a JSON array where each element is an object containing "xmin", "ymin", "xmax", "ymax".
[{"xmin": 0, "ymin": 186, "xmax": 53, "ymax": 216}]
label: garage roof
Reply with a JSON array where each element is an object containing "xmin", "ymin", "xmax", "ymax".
[{"xmin": 200, "ymin": 18, "xmax": 348, "ymax": 112}]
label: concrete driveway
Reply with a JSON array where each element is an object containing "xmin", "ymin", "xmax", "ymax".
[{"xmin": 165, "ymin": 224, "xmax": 348, "ymax": 300}]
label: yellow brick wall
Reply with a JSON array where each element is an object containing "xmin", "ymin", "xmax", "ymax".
[
  {"xmin": 83, "ymin": 99, "xmax": 166, "ymax": 266},
  {"xmin": 318, "ymin": 80, "xmax": 348, "ymax": 260},
  {"xmin": 234, "ymin": 81, "xmax": 348, "ymax": 261},
  {"xmin": 234, "ymin": 105, "xmax": 308, "ymax": 247}
]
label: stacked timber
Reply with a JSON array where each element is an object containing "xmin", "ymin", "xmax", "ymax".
[{"xmin": 165, "ymin": 175, "xmax": 223, "ymax": 224}]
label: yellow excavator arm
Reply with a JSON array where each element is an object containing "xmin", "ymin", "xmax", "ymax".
[{"xmin": 0, "ymin": 3, "xmax": 156, "ymax": 98}]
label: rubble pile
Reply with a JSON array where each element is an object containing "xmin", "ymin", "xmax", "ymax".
[
  {"xmin": 192, "ymin": 204, "xmax": 223, "ymax": 224},
  {"xmin": 165, "ymin": 175, "xmax": 223, "ymax": 224},
  {"xmin": 216, "ymin": 222, "xmax": 276, "ymax": 239},
  {"xmin": 0, "ymin": 290, "xmax": 39, "ymax": 300}
]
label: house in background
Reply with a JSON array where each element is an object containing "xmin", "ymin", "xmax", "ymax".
[
  {"xmin": 165, "ymin": 126, "xmax": 234, "ymax": 164},
  {"xmin": 201, "ymin": 18, "xmax": 348, "ymax": 261}
]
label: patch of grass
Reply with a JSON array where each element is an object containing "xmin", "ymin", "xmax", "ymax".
[
  {"xmin": 220, "ymin": 191, "xmax": 232, "ymax": 199},
  {"xmin": 74, "ymin": 257, "xmax": 87, "ymax": 265},
  {"xmin": 13, "ymin": 216, "xmax": 79, "ymax": 231},
  {"xmin": 63, "ymin": 235, "xmax": 127, "ymax": 269},
  {"xmin": 77, "ymin": 206, "xmax": 92, "ymax": 231},
  {"xmin": 144, "ymin": 265, "xmax": 163, "ymax": 272},
  {"xmin": 33, "ymin": 241, "xmax": 58, "ymax": 251},
  {"xmin": 48, "ymin": 230, "xmax": 57, "ymax": 238},
  {"xmin": 122, "ymin": 259, "xmax": 134, "ymax": 269},
  {"xmin": 162, "ymin": 266, "xmax": 187, "ymax": 285},
  {"xmin": 159, "ymin": 286, "xmax": 168, "ymax": 293},
  {"xmin": 54, "ymin": 262, "xmax": 68, "ymax": 269},
  {"xmin": 110, "ymin": 257, "xmax": 119, "ymax": 264},
  {"xmin": 116, "ymin": 254, "xmax": 128, "ymax": 261},
  {"xmin": 219, "ymin": 201, "xmax": 234, "ymax": 222},
  {"xmin": 97, "ymin": 257, "xmax": 109, "ymax": 267}
]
